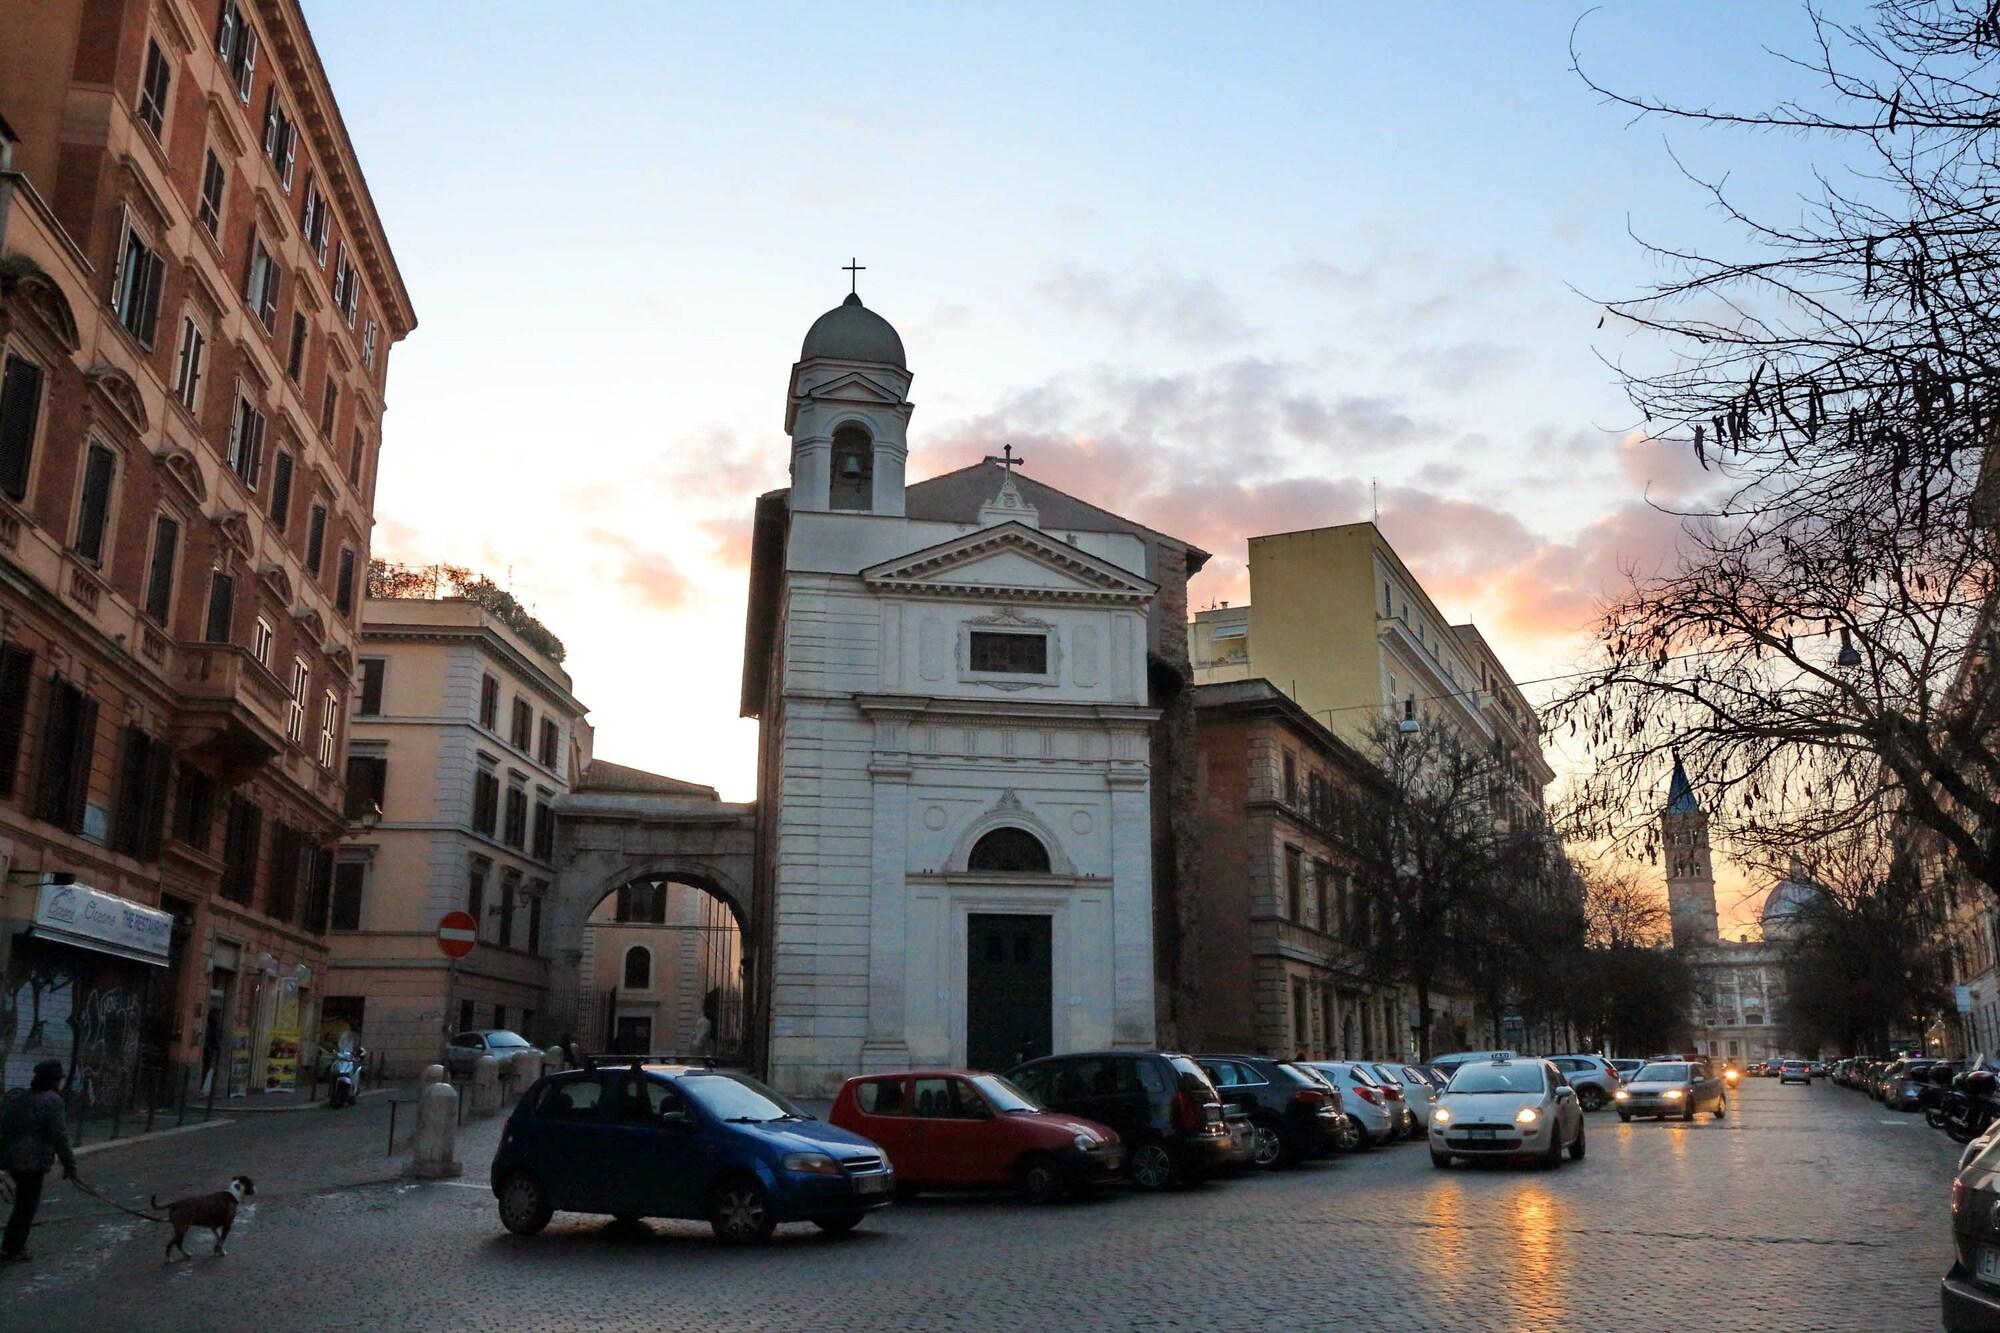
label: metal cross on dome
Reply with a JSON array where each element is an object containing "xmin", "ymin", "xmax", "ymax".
[
  {"xmin": 985, "ymin": 443, "xmax": 1026, "ymax": 473},
  {"xmin": 842, "ymin": 257, "xmax": 865, "ymax": 295}
]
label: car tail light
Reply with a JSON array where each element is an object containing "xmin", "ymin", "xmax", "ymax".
[
  {"xmin": 1292, "ymin": 1089, "xmax": 1325, "ymax": 1107},
  {"xmin": 1172, "ymin": 1091, "xmax": 1211, "ymax": 1133},
  {"xmin": 1954, "ymin": 1176, "xmax": 1969, "ymax": 1215},
  {"xmin": 1352, "ymin": 1086, "xmax": 1381, "ymax": 1106},
  {"xmin": 1381, "ymin": 1086, "xmax": 1403, "ymax": 1101}
]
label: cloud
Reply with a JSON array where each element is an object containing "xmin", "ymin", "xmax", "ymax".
[
  {"xmin": 1615, "ymin": 429, "xmax": 1711, "ymax": 503},
  {"xmin": 1407, "ymin": 340, "xmax": 1527, "ymax": 391},
  {"xmin": 1034, "ymin": 262, "xmax": 1251, "ymax": 348},
  {"xmin": 587, "ymin": 529, "xmax": 695, "ymax": 611}
]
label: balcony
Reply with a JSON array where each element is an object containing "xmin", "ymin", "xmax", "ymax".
[{"xmin": 173, "ymin": 643, "xmax": 289, "ymax": 780}]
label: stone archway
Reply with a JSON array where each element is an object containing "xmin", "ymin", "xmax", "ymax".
[{"xmin": 548, "ymin": 786, "xmax": 756, "ymax": 1066}]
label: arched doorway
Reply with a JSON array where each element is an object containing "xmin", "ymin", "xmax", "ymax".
[{"xmin": 582, "ymin": 875, "xmax": 745, "ymax": 1060}]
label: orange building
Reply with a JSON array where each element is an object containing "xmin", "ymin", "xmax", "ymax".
[{"xmin": 0, "ymin": 1, "xmax": 413, "ymax": 1111}]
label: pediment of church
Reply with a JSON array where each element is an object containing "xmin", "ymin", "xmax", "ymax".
[
  {"xmin": 800, "ymin": 370, "xmax": 902, "ymax": 405},
  {"xmin": 862, "ymin": 521, "xmax": 1155, "ymax": 605}
]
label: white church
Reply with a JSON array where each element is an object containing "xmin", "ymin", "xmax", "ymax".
[{"xmin": 739, "ymin": 287, "xmax": 1206, "ymax": 1095}]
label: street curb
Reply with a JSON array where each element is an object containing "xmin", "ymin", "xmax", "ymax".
[
  {"xmin": 75, "ymin": 1118, "xmax": 231, "ymax": 1157},
  {"xmin": 209, "ymin": 1087, "xmax": 397, "ymax": 1114}
]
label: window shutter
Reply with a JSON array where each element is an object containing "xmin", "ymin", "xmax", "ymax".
[
  {"xmin": 0, "ymin": 354, "xmax": 43, "ymax": 501},
  {"xmin": 205, "ymin": 571, "xmax": 235, "ymax": 643},
  {"xmin": 74, "ymin": 445, "xmax": 115, "ymax": 562},
  {"xmin": 145, "ymin": 514, "xmax": 178, "ymax": 622},
  {"xmin": 270, "ymin": 451, "xmax": 293, "ymax": 529},
  {"xmin": 109, "ymin": 204, "xmax": 131, "ymax": 312},
  {"xmin": 137, "ymin": 248, "xmax": 164, "ymax": 346},
  {"xmin": 239, "ymin": 26, "xmax": 258, "ymax": 99},
  {"xmin": 68, "ymin": 694, "xmax": 98, "ymax": 833},
  {"xmin": 140, "ymin": 737, "xmax": 172, "ymax": 861},
  {"xmin": 262, "ymin": 86, "xmax": 278, "ymax": 154},
  {"xmin": 0, "ymin": 645, "xmax": 32, "ymax": 799}
]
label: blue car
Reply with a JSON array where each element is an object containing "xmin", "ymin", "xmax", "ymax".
[{"xmin": 491, "ymin": 1062, "xmax": 895, "ymax": 1243}]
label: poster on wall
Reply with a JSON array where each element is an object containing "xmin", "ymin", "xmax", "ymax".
[
  {"xmin": 228, "ymin": 1027, "xmax": 250, "ymax": 1098},
  {"xmin": 265, "ymin": 980, "xmax": 301, "ymax": 1092}
]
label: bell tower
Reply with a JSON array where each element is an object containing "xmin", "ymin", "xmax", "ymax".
[
  {"xmin": 787, "ymin": 284, "xmax": 914, "ymax": 517},
  {"xmin": 1662, "ymin": 755, "xmax": 1720, "ymax": 949}
]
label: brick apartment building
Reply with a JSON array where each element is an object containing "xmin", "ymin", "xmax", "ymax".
[{"xmin": 0, "ymin": 0, "xmax": 413, "ymax": 1109}]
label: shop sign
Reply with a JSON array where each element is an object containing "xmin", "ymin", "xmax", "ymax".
[
  {"xmin": 266, "ymin": 980, "xmax": 301, "ymax": 1092},
  {"xmin": 33, "ymin": 882, "xmax": 172, "ymax": 965}
]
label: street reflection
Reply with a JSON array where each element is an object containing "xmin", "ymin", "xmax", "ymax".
[
  {"xmin": 1509, "ymin": 1186, "xmax": 1567, "ymax": 1322},
  {"xmin": 1421, "ymin": 1175, "xmax": 1468, "ymax": 1287}
]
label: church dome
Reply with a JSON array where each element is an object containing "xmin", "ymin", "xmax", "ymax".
[
  {"xmin": 800, "ymin": 292, "xmax": 906, "ymax": 368},
  {"xmin": 1759, "ymin": 870, "xmax": 1826, "ymax": 941}
]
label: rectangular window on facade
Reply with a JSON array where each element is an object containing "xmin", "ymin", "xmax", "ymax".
[
  {"xmin": 266, "ymin": 825, "xmax": 303, "ymax": 923},
  {"xmin": 197, "ymin": 151, "xmax": 225, "ymax": 236},
  {"xmin": 0, "ymin": 645, "xmax": 34, "ymax": 800},
  {"xmin": 1314, "ymin": 859, "xmax": 1332, "ymax": 934},
  {"xmin": 230, "ymin": 13, "xmax": 258, "ymax": 102},
  {"xmin": 358, "ymin": 659, "xmax": 385, "ymax": 715},
  {"xmin": 538, "ymin": 718, "xmax": 558, "ymax": 768},
  {"xmin": 503, "ymin": 785, "xmax": 527, "ymax": 849},
  {"xmin": 305, "ymin": 504, "xmax": 327, "ymax": 575},
  {"xmin": 1282, "ymin": 751, "xmax": 1298, "ymax": 806},
  {"xmin": 467, "ymin": 862, "xmax": 487, "ymax": 930},
  {"xmin": 228, "ymin": 393, "xmax": 265, "ymax": 488},
  {"xmin": 35, "ymin": 677, "xmax": 97, "ymax": 833},
  {"xmin": 269, "ymin": 450, "xmax": 293, "ymax": 532},
  {"xmin": 527, "ymin": 890, "xmax": 543, "ymax": 957},
  {"xmin": 204, "ymin": 572, "xmax": 234, "ymax": 643},
  {"xmin": 220, "ymin": 796, "xmax": 261, "ymax": 903},
  {"xmin": 318, "ymin": 688, "xmax": 339, "ymax": 767},
  {"xmin": 479, "ymin": 675, "xmax": 498, "ymax": 729},
  {"xmin": 252, "ymin": 615, "xmax": 273, "ymax": 667},
  {"xmin": 172, "ymin": 315, "xmax": 206, "ymax": 411},
  {"xmin": 173, "ymin": 761, "xmax": 215, "ymax": 850},
  {"xmin": 261, "ymin": 89, "xmax": 296, "ymax": 188},
  {"xmin": 286, "ymin": 312, "xmax": 307, "ymax": 381},
  {"xmin": 112, "ymin": 214, "xmax": 166, "ymax": 346},
  {"xmin": 285, "ymin": 656, "xmax": 309, "ymax": 743},
  {"xmin": 499, "ymin": 875, "xmax": 516, "ymax": 949},
  {"xmin": 532, "ymin": 797, "xmax": 554, "ymax": 861},
  {"xmin": 967, "ymin": 630, "xmax": 1047, "ymax": 675},
  {"xmin": 72, "ymin": 443, "xmax": 116, "ymax": 565},
  {"xmin": 472, "ymin": 766, "xmax": 498, "ymax": 836},
  {"xmin": 136, "ymin": 40, "xmax": 171, "ymax": 138},
  {"xmin": 361, "ymin": 319, "xmax": 378, "ymax": 370},
  {"xmin": 110, "ymin": 726, "xmax": 171, "ymax": 861},
  {"xmin": 319, "ymin": 380, "xmax": 338, "ymax": 434},
  {"xmin": 509, "ymin": 698, "xmax": 531, "ymax": 750},
  {"xmin": 335, "ymin": 548, "xmax": 355, "ymax": 614},
  {"xmin": 144, "ymin": 514, "xmax": 178, "ymax": 623},
  {"xmin": 348, "ymin": 428, "xmax": 367, "ymax": 487},
  {"xmin": 245, "ymin": 234, "xmax": 280, "ymax": 330},
  {"xmin": 1285, "ymin": 845, "xmax": 1303, "ymax": 922},
  {"xmin": 301, "ymin": 178, "xmax": 329, "ymax": 263},
  {"xmin": 0, "ymin": 352, "xmax": 44, "ymax": 502},
  {"xmin": 330, "ymin": 862, "xmax": 365, "ymax": 931},
  {"xmin": 343, "ymin": 753, "xmax": 386, "ymax": 819}
]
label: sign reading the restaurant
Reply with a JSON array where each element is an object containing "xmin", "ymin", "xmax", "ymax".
[{"xmin": 33, "ymin": 882, "xmax": 172, "ymax": 965}]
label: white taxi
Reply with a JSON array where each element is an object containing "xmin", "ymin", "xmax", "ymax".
[{"xmin": 1428, "ymin": 1057, "xmax": 1586, "ymax": 1169}]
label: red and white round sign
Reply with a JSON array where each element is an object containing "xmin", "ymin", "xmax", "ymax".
[{"xmin": 436, "ymin": 910, "xmax": 478, "ymax": 959}]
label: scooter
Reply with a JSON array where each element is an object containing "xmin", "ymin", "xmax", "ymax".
[
  {"xmin": 1933, "ymin": 1068, "xmax": 1997, "ymax": 1144},
  {"xmin": 326, "ymin": 1033, "xmax": 366, "ymax": 1109}
]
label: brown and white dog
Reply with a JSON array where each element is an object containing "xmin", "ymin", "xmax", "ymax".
[{"xmin": 152, "ymin": 1176, "xmax": 255, "ymax": 1261}]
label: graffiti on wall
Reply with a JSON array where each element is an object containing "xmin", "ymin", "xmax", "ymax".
[{"xmin": 1, "ymin": 948, "xmax": 146, "ymax": 1108}]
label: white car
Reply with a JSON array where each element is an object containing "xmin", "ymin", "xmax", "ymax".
[
  {"xmin": 1301, "ymin": 1061, "xmax": 1399, "ymax": 1146},
  {"xmin": 1429, "ymin": 1057, "xmax": 1586, "ymax": 1169},
  {"xmin": 1370, "ymin": 1062, "xmax": 1438, "ymax": 1137}
]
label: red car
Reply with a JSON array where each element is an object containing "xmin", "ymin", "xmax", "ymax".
[{"xmin": 830, "ymin": 1069, "xmax": 1124, "ymax": 1202}]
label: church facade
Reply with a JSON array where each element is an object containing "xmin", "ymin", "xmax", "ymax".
[{"xmin": 740, "ymin": 292, "xmax": 1207, "ymax": 1095}]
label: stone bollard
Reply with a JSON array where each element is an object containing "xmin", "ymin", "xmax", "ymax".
[
  {"xmin": 469, "ymin": 1054, "xmax": 501, "ymax": 1118},
  {"xmin": 423, "ymin": 1063, "xmax": 445, "ymax": 1087},
  {"xmin": 407, "ymin": 1079, "xmax": 462, "ymax": 1179},
  {"xmin": 509, "ymin": 1049, "xmax": 543, "ymax": 1100}
]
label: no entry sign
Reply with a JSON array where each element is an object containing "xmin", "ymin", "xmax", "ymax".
[{"xmin": 436, "ymin": 910, "xmax": 478, "ymax": 959}]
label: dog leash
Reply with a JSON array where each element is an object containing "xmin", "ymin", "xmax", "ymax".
[{"xmin": 67, "ymin": 1176, "xmax": 165, "ymax": 1223}]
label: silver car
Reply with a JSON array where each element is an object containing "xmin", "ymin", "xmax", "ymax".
[
  {"xmin": 1302, "ymin": 1061, "xmax": 1398, "ymax": 1146},
  {"xmin": 1429, "ymin": 1058, "xmax": 1586, "ymax": 1168},
  {"xmin": 444, "ymin": 1028, "xmax": 539, "ymax": 1077},
  {"xmin": 1614, "ymin": 1060, "xmax": 1728, "ymax": 1121},
  {"xmin": 1547, "ymin": 1054, "xmax": 1623, "ymax": 1111}
]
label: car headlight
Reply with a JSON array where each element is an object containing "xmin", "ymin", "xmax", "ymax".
[
  {"xmin": 782, "ymin": 1152, "xmax": 843, "ymax": 1176},
  {"xmin": 1662, "ymin": 1089, "xmax": 1684, "ymax": 1100},
  {"xmin": 1514, "ymin": 1107, "xmax": 1540, "ymax": 1126},
  {"xmin": 1431, "ymin": 1106, "xmax": 1451, "ymax": 1126},
  {"xmin": 1074, "ymin": 1133, "xmax": 1096, "ymax": 1151},
  {"xmin": 1614, "ymin": 1089, "xmax": 1630, "ymax": 1101}
]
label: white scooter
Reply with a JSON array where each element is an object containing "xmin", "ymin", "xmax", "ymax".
[{"xmin": 327, "ymin": 1032, "xmax": 366, "ymax": 1109}]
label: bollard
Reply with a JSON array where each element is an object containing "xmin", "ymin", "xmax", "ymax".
[
  {"xmin": 509, "ymin": 1049, "xmax": 543, "ymax": 1101},
  {"xmin": 177, "ymin": 1068, "xmax": 191, "ymax": 1128},
  {"xmin": 406, "ymin": 1080, "xmax": 462, "ymax": 1179},
  {"xmin": 468, "ymin": 1054, "xmax": 500, "ymax": 1119},
  {"xmin": 387, "ymin": 1099, "xmax": 399, "ymax": 1157},
  {"xmin": 424, "ymin": 1063, "xmax": 445, "ymax": 1086}
]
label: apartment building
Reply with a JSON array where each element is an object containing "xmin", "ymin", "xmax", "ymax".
[
  {"xmin": 325, "ymin": 587, "xmax": 586, "ymax": 1077},
  {"xmin": 0, "ymin": 0, "xmax": 412, "ymax": 1106}
]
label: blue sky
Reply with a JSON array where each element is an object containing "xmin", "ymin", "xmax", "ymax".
[{"xmin": 304, "ymin": 0, "xmax": 1866, "ymax": 900}]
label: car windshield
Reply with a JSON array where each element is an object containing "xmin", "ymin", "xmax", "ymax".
[
  {"xmin": 1636, "ymin": 1063, "xmax": 1691, "ymax": 1082},
  {"xmin": 680, "ymin": 1072, "xmax": 813, "ymax": 1123},
  {"xmin": 1447, "ymin": 1064, "xmax": 1546, "ymax": 1094},
  {"xmin": 969, "ymin": 1074, "xmax": 1041, "ymax": 1113},
  {"xmin": 487, "ymin": 1031, "xmax": 530, "ymax": 1049}
]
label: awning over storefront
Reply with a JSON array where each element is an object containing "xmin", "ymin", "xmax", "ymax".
[{"xmin": 24, "ymin": 882, "xmax": 171, "ymax": 967}]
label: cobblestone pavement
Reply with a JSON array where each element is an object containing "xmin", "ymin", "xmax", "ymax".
[{"xmin": 0, "ymin": 1077, "xmax": 1966, "ymax": 1331}]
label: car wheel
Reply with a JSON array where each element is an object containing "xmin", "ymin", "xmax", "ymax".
[
  {"xmin": 1578, "ymin": 1085, "xmax": 1607, "ymax": 1112},
  {"xmin": 1249, "ymin": 1121, "xmax": 1285, "ymax": 1169},
  {"xmin": 1430, "ymin": 1149, "xmax": 1452, "ymax": 1168},
  {"xmin": 813, "ymin": 1212, "xmax": 865, "ymax": 1235},
  {"xmin": 497, "ymin": 1173, "xmax": 553, "ymax": 1236},
  {"xmin": 1334, "ymin": 1116, "xmax": 1363, "ymax": 1152},
  {"xmin": 1128, "ymin": 1141, "xmax": 1176, "ymax": 1191},
  {"xmin": 1016, "ymin": 1152, "xmax": 1065, "ymax": 1204},
  {"xmin": 1541, "ymin": 1129, "xmax": 1564, "ymax": 1169},
  {"xmin": 1568, "ymin": 1123, "xmax": 1587, "ymax": 1160},
  {"xmin": 1618, "ymin": 1112, "xmax": 1631, "ymax": 1123},
  {"xmin": 1713, "ymin": 1096, "xmax": 1726, "ymax": 1120},
  {"xmin": 708, "ymin": 1178, "xmax": 775, "ymax": 1245},
  {"xmin": 1681, "ymin": 1102, "xmax": 1695, "ymax": 1122}
]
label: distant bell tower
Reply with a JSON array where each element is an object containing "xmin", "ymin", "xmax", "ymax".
[
  {"xmin": 786, "ymin": 267, "xmax": 914, "ymax": 518},
  {"xmin": 1662, "ymin": 755, "xmax": 1720, "ymax": 949}
]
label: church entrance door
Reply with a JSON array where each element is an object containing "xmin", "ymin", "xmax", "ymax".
[{"xmin": 966, "ymin": 914, "xmax": 1051, "ymax": 1073}]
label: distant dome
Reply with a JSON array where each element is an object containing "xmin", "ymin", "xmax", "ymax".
[
  {"xmin": 1760, "ymin": 874, "xmax": 1827, "ymax": 940},
  {"xmin": 800, "ymin": 292, "xmax": 906, "ymax": 368}
]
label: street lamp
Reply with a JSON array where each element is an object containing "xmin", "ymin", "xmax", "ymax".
[
  {"xmin": 353, "ymin": 801, "xmax": 382, "ymax": 835},
  {"xmin": 1836, "ymin": 627, "xmax": 1862, "ymax": 668},
  {"xmin": 1398, "ymin": 697, "xmax": 1420, "ymax": 734}
]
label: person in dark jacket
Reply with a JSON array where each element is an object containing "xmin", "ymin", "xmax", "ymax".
[{"xmin": 0, "ymin": 1059, "xmax": 77, "ymax": 1261}]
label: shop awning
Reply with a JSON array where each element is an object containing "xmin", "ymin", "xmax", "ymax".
[{"xmin": 25, "ymin": 883, "xmax": 171, "ymax": 967}]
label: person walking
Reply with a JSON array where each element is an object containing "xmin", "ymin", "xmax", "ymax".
[{"xmin": 0, "ymin": 1060, "xmax": 78, "ymax": 1262}]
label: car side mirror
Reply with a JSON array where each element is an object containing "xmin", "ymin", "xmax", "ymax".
[{"xmin": 661, "ymin": 1107, "xmax": 696, "ymax": 1131}]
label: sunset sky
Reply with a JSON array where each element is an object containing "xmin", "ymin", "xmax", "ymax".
[{"xmin": 303, "ymin": 1, "xmax": 1865, "ymax": 933}]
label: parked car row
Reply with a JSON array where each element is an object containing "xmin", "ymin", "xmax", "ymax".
[{"xmin": 486, "ymin": 1048, "xmax": 1638, "ymax": 1245}]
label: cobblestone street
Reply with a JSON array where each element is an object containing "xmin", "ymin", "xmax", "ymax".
[{"xmin": 0, "ymin": 1078, "xmax": 1965, "ymax": 1331}]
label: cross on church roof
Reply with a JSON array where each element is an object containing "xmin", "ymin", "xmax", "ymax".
[
  {"xmin": 842, "ymin": 257, "xmax": 865, "ymax": 295},
  {"xmin": 984, "ymin": 443, "xmax": 1026, "ymax": 473}
]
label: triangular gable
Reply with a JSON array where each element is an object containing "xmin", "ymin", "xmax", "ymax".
[
  {"xmin": 861, "ymin": 521, "xmax": 1156, "ymax": 605},
  {"xmin": 798, "ymin": 370, "xmax": 901, "ymax": 405}
]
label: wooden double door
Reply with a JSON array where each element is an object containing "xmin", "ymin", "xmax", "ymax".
[{"xmin": 965, "ymin": 913, "xmax": 1052, "ymax": 1074}]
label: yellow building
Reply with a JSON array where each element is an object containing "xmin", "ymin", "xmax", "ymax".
[
  {"xmin": 323, "ymin": 584, "xmax": 587, "ymax": 1076},
  {"xmin": 1190, "ymin": 523, "xmax": 1553, "ymax": 809},
  {"xmin": 582, "ymin": 879, "xmax": 744, "ymax": 1058}
]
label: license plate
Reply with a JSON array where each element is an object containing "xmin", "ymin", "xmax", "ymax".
[
  {"xmin": 1978, "ymin": 1246, "xmax": 2000, "ymax": 1282},
  {"xmin": 853, "ymin": 1173, "xmax": 890, "ymax": 1196},
  {"xmin": 1466, "ymin": 1127, "xmax": 1497, "ymax": 1140}
]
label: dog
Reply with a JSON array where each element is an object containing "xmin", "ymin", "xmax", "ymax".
[{"xmin": 152, "ymin": 1176, "xmax": 255, "ymax": 1261}]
